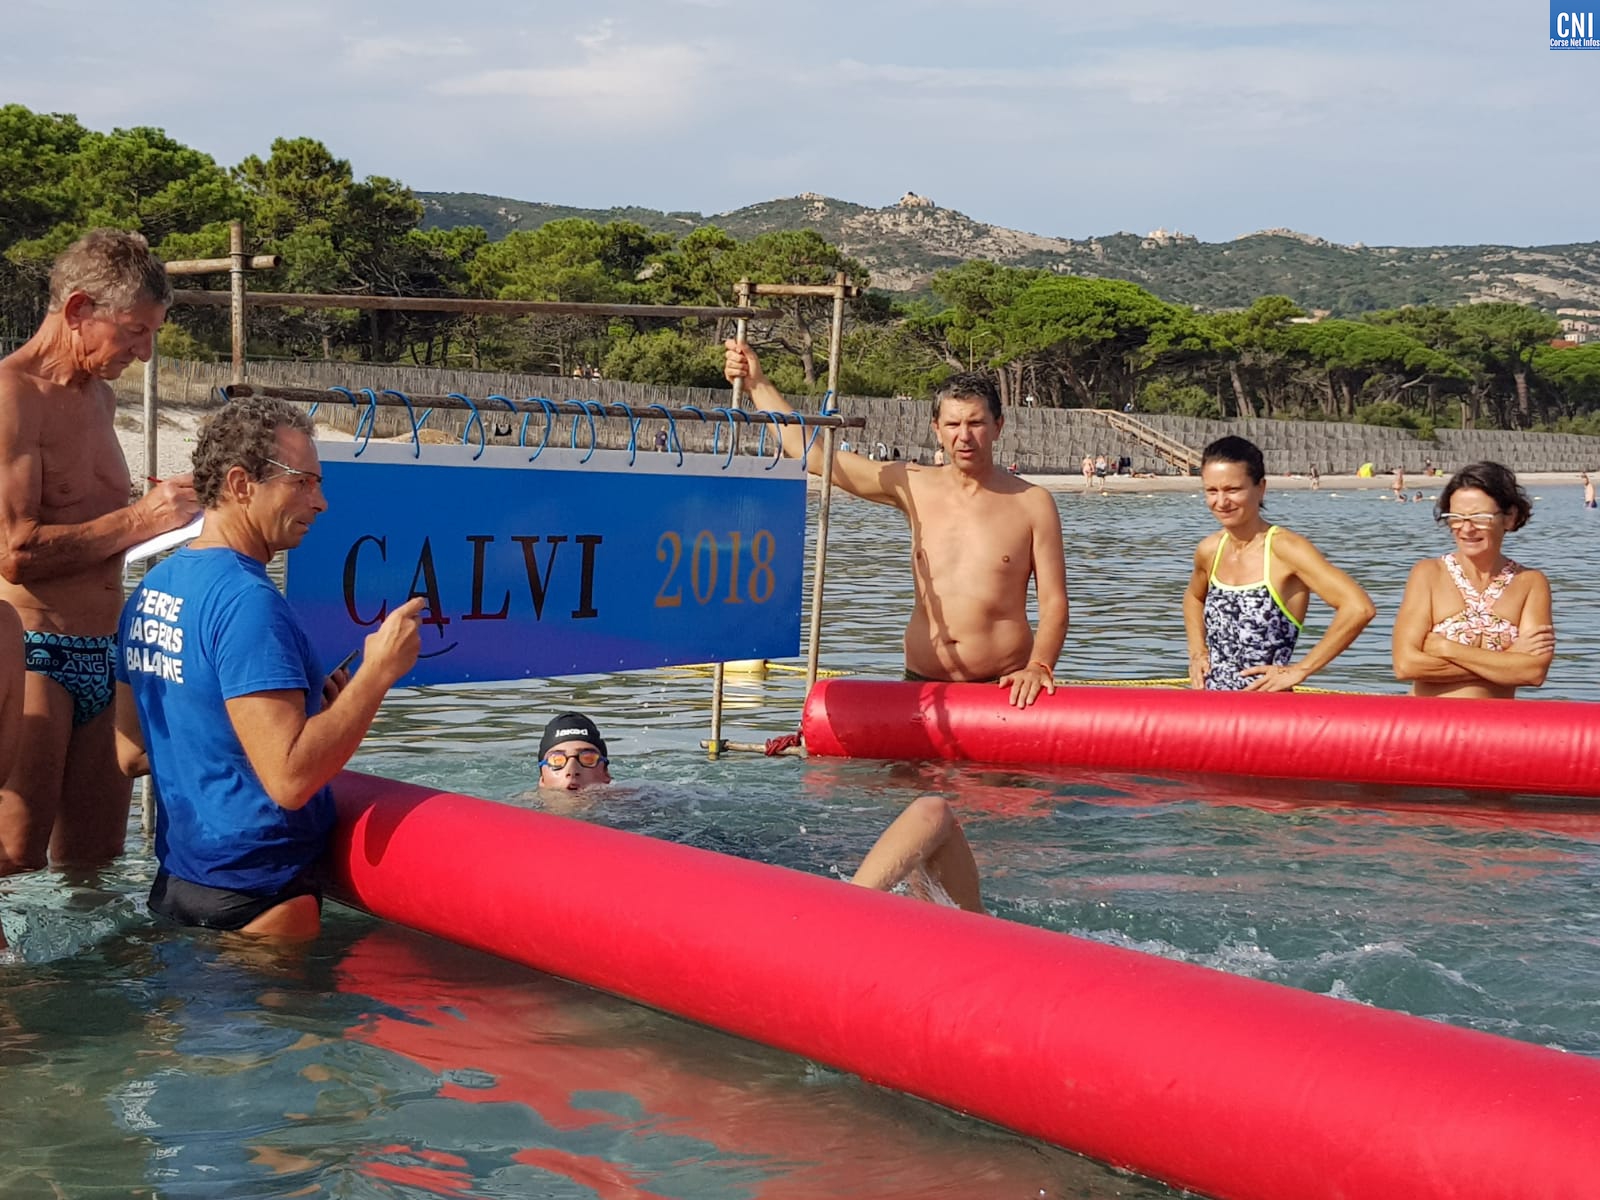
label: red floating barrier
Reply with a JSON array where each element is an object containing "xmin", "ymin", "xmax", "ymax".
[
  {"xmin": 802, "ymin": 680, "xmax": 1600, "ymax": 798},
  {"xmin": 332, "ymin": 771, "xmax": 1600, "ymax": 1200}
]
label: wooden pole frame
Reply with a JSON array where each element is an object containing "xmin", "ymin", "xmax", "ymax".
[{"xmin": 163, "ymin": 230, "xmax": 860, "ymax": 760}]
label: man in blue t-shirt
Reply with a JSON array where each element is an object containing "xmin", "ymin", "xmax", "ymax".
[{"xmin": 114, "ymin": 396, "xmax": 424, "ymax": 939}]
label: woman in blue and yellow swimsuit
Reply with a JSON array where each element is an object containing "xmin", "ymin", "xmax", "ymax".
[{"xmin": 1184, "ymin": 437, "xmax": 1376, "ymax": 691}]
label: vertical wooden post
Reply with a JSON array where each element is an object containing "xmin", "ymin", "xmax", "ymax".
[
  {"xmin": 140, "ymin": 345, "xmax": 160, "ymax": 838},
  {"xmin": 804, "ymin": 274, "xmax": 849, "ymax": 691},
  {"xmin": 142, "ymin": 345, "xmax": 159, "ymax": 493},
  {"xmin": 709, "ymin": 280, "xmax": 755, "ymax": 758},
  {"xmin": 229, "ymin": 220, "xmax": 246, "ymax": 384}
]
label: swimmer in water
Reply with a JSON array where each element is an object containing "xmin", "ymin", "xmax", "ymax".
[
  {"xmin": 1392, "ymin": 462, "xmax": 1554, "ymax": 699},
  {"xmin": 1184, "ymin": 437, "xmax": 1376, "ymax": 692},
  {"xmin": 534, "ymin": 713, "xmax": 984, "ymax": 911}
]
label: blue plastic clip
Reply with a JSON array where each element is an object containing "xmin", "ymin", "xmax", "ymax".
[{"xmin": 381, "ymin": 389, "xmax": 422, "ymax": 457}]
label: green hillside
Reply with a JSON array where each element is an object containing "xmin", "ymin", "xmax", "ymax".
[{"xmin": 418, "ymin": 190, "xmax": 1600, "ymax": 316}]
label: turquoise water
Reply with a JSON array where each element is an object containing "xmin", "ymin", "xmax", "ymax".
[{"xmin": 2, "ymin": 483, "xmax": 1598, "ymax": 1199}]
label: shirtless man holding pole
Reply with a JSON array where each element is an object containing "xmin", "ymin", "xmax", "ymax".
[
  {"xmin": 724, "ymin": 341, "xmax": 1067, "ymax": 708},
  {"xmin": 0, "ymin": 230, "xmax": 200, "ymax": 872}
]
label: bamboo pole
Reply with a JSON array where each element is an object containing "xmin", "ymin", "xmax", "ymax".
[
  {"xmin": 805, "ymin": 273, "xmax": 850, "ymax": 692},
  {"xmin": 749, "ymin": 282, "xmax": 864, "ymax": 299},
  {"xmin": 229, "ymin": 221, "xmax": 246, "ymax": 385},
  {"xmin": 222, "ymin": 384, "xmax": 863, "ymax": 427},
  {"xmin": 142, "ymin": 346, "xmax": 159, "ymax": 494},
  {"xmin": 165, "ymin": 254, "xmax": 280, "ymax": 276},
  {"xmin": 709, "ymin": 280, "xmax": 756, "ymax": 759},
  {"xmin": 140, "ymin": 345, "xmax": 160, "ymax": 838},
  {"xmin": 700, "ymin": 739, "xmax": 805, "ymax": 758},
  {"xmin": 174, "ymin": 290, "xmax": 769, "ymax": 321}
]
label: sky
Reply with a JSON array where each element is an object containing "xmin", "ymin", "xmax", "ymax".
[{"xmin": 6, "ymin": 0, "xmax": 1596, "ymax": 248}]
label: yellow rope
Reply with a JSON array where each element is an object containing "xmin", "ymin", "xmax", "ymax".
[
  {"xmin": 1063, "ymin": 676, "xmax": 1363, "ymax": 694},
  {"xmin": 663, "ymin": 662, "xmax": 853, "ymax": 679},
  {"xmin": 662, "ymin": 666, "xmax": 1359, "ymax": 693}
]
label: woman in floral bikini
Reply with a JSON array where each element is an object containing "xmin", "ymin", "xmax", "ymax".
[{"xmin": 1392, "ymin": 462, "xmax": 1555, "ymax": 699}]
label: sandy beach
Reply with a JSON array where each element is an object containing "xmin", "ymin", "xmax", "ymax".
[{"xmin": 115, "ymin": 397, "xmax": 354, "ymax": 483}]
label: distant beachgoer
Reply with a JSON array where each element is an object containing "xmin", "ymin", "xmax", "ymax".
[
  {"xmin": 654, "ymin": 429, "xmax": 669, "ymax": 453},
  {"xmin": 1310, "ymin": 464, "xmax": 1320, "ymax": 491},
  {"xmin": 1184, "ymin": 437, "xmax": 1376, "ymax": 692},
  {"xmin": 1584, "ymin": 472, "xmax": 1596, "ymax": 509},
  {"xmin": 1392, "ymin": 462, "xmax": 1553, "ymax": 700},
  {"xmin": 1412, "ymin": 491, "xmax": 1424, "ymax": 503},
  {"xmin": 933, "ymin": 447, "xmax": 945, "ymax": 467},
  {"xmin": 1393, "ymin": 466, "xmax": 1406, "ymax": 499},
  {"xmin": 1008, "ymin": 461, "xmax": 1020, "ymax": 475},
  {"xmin": 1081, "ymin": 455, "xmax": 1094, "ymax": 490}
]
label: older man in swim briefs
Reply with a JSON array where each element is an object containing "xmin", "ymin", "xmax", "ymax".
[
  {"xmin": 0, "ymin": 230, "xmax": 201, "ymax": 873},
  {"xmin": 723, "ymin": 342, "xmax": 1068, "ymax": 708}
]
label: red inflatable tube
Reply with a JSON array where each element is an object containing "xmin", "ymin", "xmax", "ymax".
[
  {"xmin": 332, "ymin": 771, "xmax": 1600, "ymax": 1200},
  {"xmin": 802, "ymin": 680, "xmax": 1600, "ymax": 797}
]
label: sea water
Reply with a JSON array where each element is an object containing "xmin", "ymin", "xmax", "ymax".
[{"xmin": 2, "ymin": 483, "xmax": 1597, "ymax": 1199}]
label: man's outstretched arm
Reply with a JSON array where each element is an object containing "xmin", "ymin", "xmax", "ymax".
[{"xmin": 723, "ymin": 340, "xmax": 902, "ymax": 507}]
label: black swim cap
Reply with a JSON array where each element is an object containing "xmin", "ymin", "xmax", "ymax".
[{"xmin": 539, "ymin": 712, "xmax": 607, "ymax": 760}]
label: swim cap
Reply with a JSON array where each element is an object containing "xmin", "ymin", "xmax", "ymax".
[{"xmin": 539, "ymin": 712, "xmax": 607, "ymax": 760}]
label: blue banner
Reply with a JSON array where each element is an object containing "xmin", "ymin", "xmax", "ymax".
[{"xmin": 286, "ymin": 442, "xmax": 806, "ymax": 686}]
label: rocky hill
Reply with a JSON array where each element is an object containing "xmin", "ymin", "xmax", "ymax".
[{"xmin": 418, "ymin": 190, "xmax": 1600, "ymax": 315}]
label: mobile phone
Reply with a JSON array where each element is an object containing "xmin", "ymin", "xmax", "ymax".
[{"xmin": 333, "ymin": 648, "xmax": 360, "ymax": 675}]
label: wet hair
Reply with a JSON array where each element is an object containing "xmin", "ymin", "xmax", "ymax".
[
  {"xmin": 1201, "ymin": 436, "xmax": 1266, "ymax": 484},
  {"xmin": 192, "ymin": 397, "xmax": 316, "ymax": 509},
  {"xmin": 48, "ymin": 229, "xmax": 172, "ymax": 313},
  {"xmin": 931, "ymin": 372, "xmax": 1002, "ymax": 422},
  {"xmin": 1436, "ymin": 461, "xmax": 1532, "ymax": 531}
]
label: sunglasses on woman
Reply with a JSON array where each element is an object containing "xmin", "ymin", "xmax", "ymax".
[{"xmin": 1438, "ymin": 512, "xmax": 1502, "ymax": 530}]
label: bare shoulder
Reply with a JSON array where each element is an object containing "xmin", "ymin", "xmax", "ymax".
[
  {"xmin": 1194, "ymin": 530, "xmax": 1223, "ymax": 565},
  {"xmin": 0, "ymin": 357, "xmax": 32, "ymax": 407},
  {"xmin": 1511, "ymin": 564, "xmax": 1552, "ymax": 593},
  {"xmin": 872, "ymin": 459, "xmax": 916, "ymax": 509},
  {"xmin": 0, "ymin": 363, "xmax": 42, "ymax": 440},
  {"xmin": 1404, "ymin": 556, "xmax": 1443, "ymax": 586},
  {"xmin": 1017, "ymin": 479, "xmax": 1062, "ymax": 526},
  {"xmin": 1267, "ymin": 525, "xmax": 1329, "ymax": 563},
  {"xmin": 91, "ymin": 377, "xmax": 118, "ymax": 414}
]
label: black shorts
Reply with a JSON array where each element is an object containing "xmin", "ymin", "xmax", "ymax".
[
  {"xmin": 904, "ymin": 668, "xmax": 1000, "ymax": 684},
  {"xmin": 148, "ymin": 864, "xmax": 325, "ymax": 932}
]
